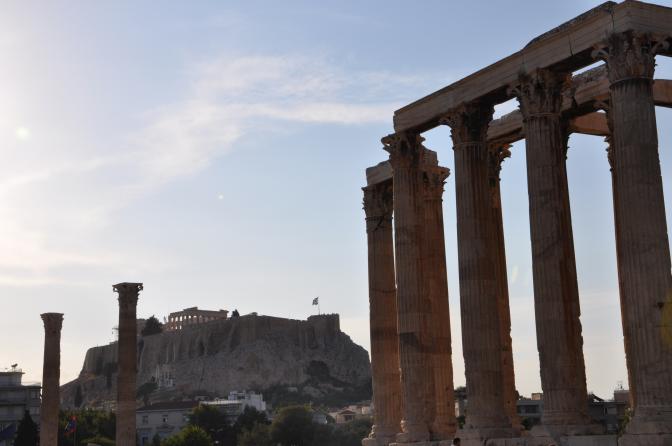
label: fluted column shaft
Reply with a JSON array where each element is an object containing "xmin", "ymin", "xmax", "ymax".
[
  {"xmin": 40, "ymin": 313, "xmax": 63, "ymax": 446},
  {"xmin": 383, "ymin": 133, "xmax": 433, "ymax": 443},
  {"xmin": 595, "ymin": 32, "xmax": 672, "ymax": 443},
  {"xmin": 441, "ymin": 102, "xmax": 510, "ymax": 432},
  {"xmin": 423, "ymin": 167, "xmax": 457, "ymax": 440},
  {"xmin": 514, "ymin": 69, "xmax": 591, "ymax": 428},
  {"xmin": 488, "ymin": 145, "xmax": 520, "ymax": 429},
  {"xmin": 363, "ymin": 180, "xmax": 402, "ymax": 446},
  {"xmin": 114, "ymin": 282, "xmax": 142, "ymax": 446}
]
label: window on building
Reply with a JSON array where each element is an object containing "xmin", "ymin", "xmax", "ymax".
[
  {"xmin": 162, "ymin": 415, "xmax": 168, "ymax": 424},
  {"xmin": 142, "ymin": 415, "xmax": 148, "ymax": 425}
]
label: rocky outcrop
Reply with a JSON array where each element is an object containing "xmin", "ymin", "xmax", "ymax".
[{"xmin": 61, "ymin": 314, "xmax": 371, "ymax": 409}]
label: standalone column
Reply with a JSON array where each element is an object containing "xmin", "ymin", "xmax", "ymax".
[
  {"xmin": 441, "ymin": 102, "xmax": 516, "ymax": 441},
  {"xmin": 40, "ymin": 313, "xmax": 63, "ymax": 446},
  {"xmin": 594, "ymin": 32, "xmax": 672, "ymax": 445},
  {"xmin": 513, "ymin": 69, "xmax": 597, "ymax": 436},
  {"xmin": 423, "ymin": 166, "xmax": 457, "ymax": 440},
  {"xmin": 114, "ymin": 282, "xmax": 143, "ymax": 446},
  {"xmin": 487, "ymin": 144, "xmax": 521, "ymax": 429},
  {"xmin": 362, "ymin": 180, "xmax": 402, "ymax": 446},
  {"xmin": 383, "ymin": 133, "xmax": 433, "ymax": 444}
]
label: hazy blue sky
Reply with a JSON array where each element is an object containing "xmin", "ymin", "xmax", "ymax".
[{"xmin": 2, "ymin": 0, "xmax": 672, "ymax": 399}]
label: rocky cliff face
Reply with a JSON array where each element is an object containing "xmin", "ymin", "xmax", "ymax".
[{"xmin": 61, "ymin": 314, "xmax": 371, "ymax": 409}]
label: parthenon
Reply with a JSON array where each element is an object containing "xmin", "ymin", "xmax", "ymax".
[{"xmin": 363, "ymin": 2, "xmax": 672, "ymax": 446}]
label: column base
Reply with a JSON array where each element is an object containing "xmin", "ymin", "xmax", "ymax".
[
  {"xmin": 618, "ymin": 406, "xmax": 672, "ymax": 446},
  {"xmin": 389, "ymin": 441, "xmax": 453, "ymax": 446},
  {"xmin": 363, "ymin": 434, "xmax": 397, "ymax": 446},
  {"xmin": 530, "ymin": 423, "xmax": 604, "ymax": 440},
  {"xmin": 457, "ymin": 426, "xmax": 521, "ymax": 446},
  {"xmin": 527, "ymin": 435, "xmax": 617, "ymax": 446}
]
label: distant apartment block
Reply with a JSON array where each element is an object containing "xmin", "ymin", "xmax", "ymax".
[{"xmin": 0, "ymin": 368, "xmax": 41, "ymax": 446}]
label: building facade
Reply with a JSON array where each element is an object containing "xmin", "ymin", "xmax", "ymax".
[
  {"xmin": 0, "ymin": 369, "xmax": 41, "ymax": 446},
  {"xmin": 201, "ymin": 391, "xmax": 267, "ymax": 421},
  {"xmin": 136, "ymin": 401, "xmax": 199, "ymax": 445}
]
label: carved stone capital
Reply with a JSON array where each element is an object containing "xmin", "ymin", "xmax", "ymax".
[
  {"xmin": 41, "ymin": 313, "xmax": 64, "ymax": 335},
  {"xmin": 487, "ymin": 143, "xmax": 512, "ymax": 185},
  {"xmin": 594, "ymin": 100, "xmax": 615, "ymax": 171},
  {"xmin": 363, "ymin": 181, "xmax": 393, "ymax": 220},
  {"xmin": 381, "ymin": 132, "xmax": 424, "ymax": 169},
  {"xmin": 439, "ymin": 101, "xmax": 494, "ymax": 146},
  {"xmin": 510, "ymin": 69, "xmax": 569, "ymax": 118},
  {"xmin": 592, "ymin": 31, "xmax": 669, "ymax": 84},
  {"xmin": 113, "ymin": 282, "xmax": 143, "ymax": 307},
  {"xmin": 423, "ymin": 166, "xmax": 450, "ymax": 200}
]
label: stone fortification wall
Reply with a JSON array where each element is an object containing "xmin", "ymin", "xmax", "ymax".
[{"xmin": 61, "ymin": 313, "xmax": 369, "ymax": 408}]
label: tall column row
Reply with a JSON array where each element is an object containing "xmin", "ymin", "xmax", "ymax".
[
  {"xmin": 363, "ymin": 181, "xmax": 402, "ymax": 446},
  {"xmin": 511, "ymin": 69, "xmax": 598, "ymax": 437},
  {"xmin": 114, "ymin": 282, "xmax": 143, "ymax": 446},
  {"xmin": 40, "ymin": 313, "xmax": 64, "ymax": 446},
  {"xmin": 441, "ymin": 103, "xmax": 519, "ymax": 442},
  {"xmin": 365, "ymin": 129, "xmax": 519, "ymax": 444},
  {"xmin": 594, "ymin": 31, "xmax": 672, "ymax": 446}
]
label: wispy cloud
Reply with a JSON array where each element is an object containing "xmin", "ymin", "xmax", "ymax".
[{"xmin": 0, "ymin": 53, "xmax": 435, "ymax": 285}]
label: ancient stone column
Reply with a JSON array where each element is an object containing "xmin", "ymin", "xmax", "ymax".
[
  {"xmin": 423, "ymin": 166, "xmax": 457, "ymax": 440},
  {"xmin": 382, "ymin": 133, "xmax": 433, "ymax": 444},
  {"xmin": 40, "ymin": 312, "xmax": 63, "ymax": 446},
  {"xmin": 362, "ymin": 180, "xmax": 402, "ymax": 446},
  {"xmin": 512, "ymin": 69, "xmax": 597, "ymax": 436},
  {"xmin": 487, "ymin": 144, "xmax": 521, "ymax": 430},
  {"xmin": 593, "ymin": 32, "xmax": 672, "ymax": 445},
  {"xmin": 114, "ymin": 282, "xmax": 143, "ymax": 446},
  {"xmin": 440, "ymin": 102, "xmax": 515, "ymax": 441}
]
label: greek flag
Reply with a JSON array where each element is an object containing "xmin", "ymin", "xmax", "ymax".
[{"xmin": 312, "ymin": 297, "xmax": 319, "ymax": 305}]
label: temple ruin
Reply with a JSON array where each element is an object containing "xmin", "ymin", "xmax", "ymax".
[
  {"xmin": 164, "ymin": 307, "xmax": 229, "ymax": 331},
  {"xmin": 363, "ymin": 2, "xmax": 672, "ymax": 446}
]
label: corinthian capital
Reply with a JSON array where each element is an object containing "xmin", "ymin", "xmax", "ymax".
[
  {"xmin": 381, "ymin": 132, "xmax": 424, "ymax": 169},
  {"xmin": 113, "ymin": 282, "xmax": 143, "ymax": 306},
  {"xmin": 41, "ymin": 313, "xmax": 64, "ymax": 335},
  {"xmin": 487, "ymin": 143, "xmax": 512, "ymax": 185},
  {"xmin": 439, "ymin": 101, "xmax": 494, "ymax": 146},
  {"xmin": 592, "ymin": 32, "xmax": 669, "ymax": 84},
  {"xmin": 423, "ymin": 166, "xmax": 450, "ymax": 200},
  {"xmin": 363, "ymin": 181, "xmax": 393, "ymax": 220},
  {"xmin": 510, "ymin": 69, "xmax": 569, "ymax": 118}
]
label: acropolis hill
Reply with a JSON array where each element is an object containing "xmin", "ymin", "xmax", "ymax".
[{"xmin": 60, "ymin": 312, "xmax": 371, "ymax": 409}]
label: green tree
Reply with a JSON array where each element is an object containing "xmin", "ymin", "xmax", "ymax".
[
  {"xmin": 137, "ymin": 381, "xmax": 158, "ymax": 407},
  {"xmin": 270, "ymin": 405, "xmax": 316, "ymax": 446},
  {"xmin": 328, "ymin": 418, "xmax": 372, "ymax": 446},
  {"xmin": 188, "ymin": 404, "xmax": 234, "ymax": 445},
  {"xmin": 14, "ymin": 410, "xmax": 38, "ymax": 446},
  {"xmin": 234, "ymin": 406, "xmax": 269, "ymax": 433},
  {"xmin": 151, "ymin": 433, "xmax": 162, "ymax": 446},
  {"xmin": 238, "ymin": 422, "xmax": 272, "ymax": 446},
  {"xmin": 142, "ymin": 316, "xmax": 163, "ymax": 336},
  {"xmin": 162, "ymin": 425, "xmax": 212, "ymax": 446}
]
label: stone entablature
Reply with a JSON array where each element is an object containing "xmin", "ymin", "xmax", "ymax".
[{"xmin": 165, "ymin": 307, "xmax": 229, "ymax": 331}]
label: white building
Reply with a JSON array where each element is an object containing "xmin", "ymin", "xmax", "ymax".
[
  {"xmin": 0, "ymin": 368, "xmax": 41, "ymax": 446},
  {"xmin": 201, "ymin": 391, "xmax": 267, "ymax": 420},
  {"xmin": 136, "ymin": 401, "xmax": 198, "ymax": 445}
]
